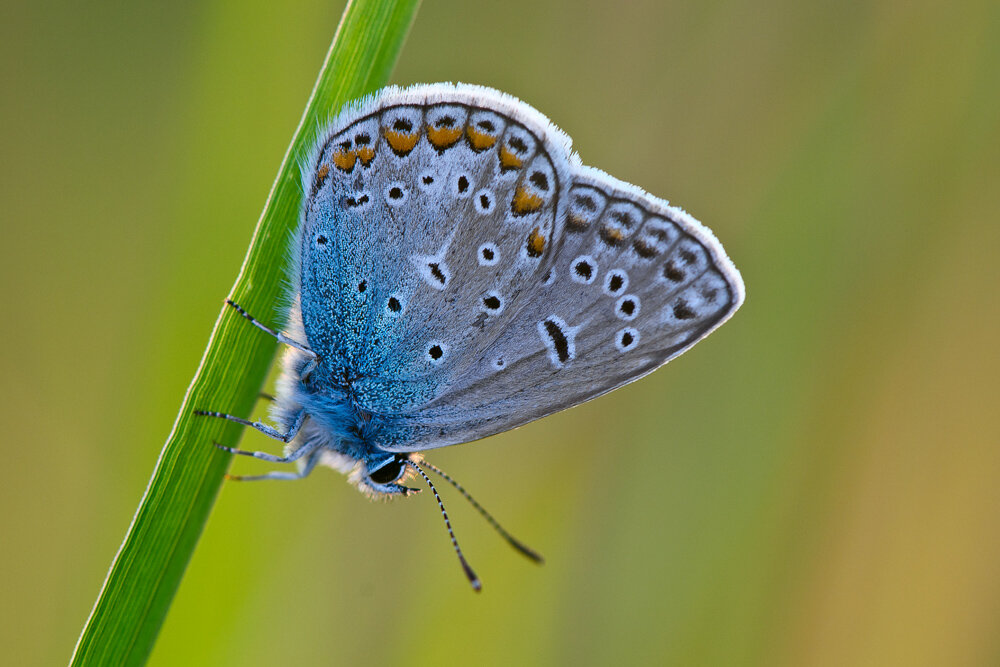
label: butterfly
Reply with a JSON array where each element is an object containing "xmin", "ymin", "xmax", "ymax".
[{"xmin": 198, "ymin": 83, "xmax": 745, "ymax": 590}]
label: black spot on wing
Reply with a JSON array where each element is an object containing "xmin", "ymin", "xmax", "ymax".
[{"xmin": 543, "ymin": 319, "xmax": 571, "ymax": 363}]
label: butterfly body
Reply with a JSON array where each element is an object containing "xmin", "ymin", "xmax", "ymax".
[{"xmin": 236, "ymin": 83, "xmax": 743, "ymax": 497}]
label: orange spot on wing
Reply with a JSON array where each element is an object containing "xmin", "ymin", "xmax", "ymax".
[
  {"xmin": 512, "ymin": 184, "xmax": 544, "ymax": 215},
  {"xmin": 355, "ymin": 145, "xmax": 375, "ymax": 166},
  {"xmin": 466, "ymin": 126, "xmax": 497, "ymax": 151},
  {"xmin": 332, "ymin": 149, "xmax": 356, "ymax": 171},
  {"xmin": 527, "ymin": 227, "xmax": 546, "ymax": 257},
  {"xmin": 311, "ymin": 163, "xmax": 331, "ymax": 195},
  {"xmin": 427, "ymin": 125, "xmax": 463, "ymax": 149},
  {"xmin": 566, "ymin": 213, "xmax": 589, "ymax": 231},
  {"xmin": 383, "ymin": 129, "xmax": 419, "ymax": 155},
  {"xmin": 600, "ymin": 224, "xmax": 627, "ymax": 246},
  {"xmin": 498, "ymin": 144, "xmax": 523, "ymax": 171}
]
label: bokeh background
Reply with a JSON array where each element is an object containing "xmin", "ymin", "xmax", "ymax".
[{"xmin": 3, "ymin": 1, "xmax": 999, "ymax": 665}]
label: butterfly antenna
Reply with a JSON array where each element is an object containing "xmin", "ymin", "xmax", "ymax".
[
  {"xmin": 419, "ymin": 459, "xmax": 544, "ymax": 564},
  {"xmin": 406, "ymin": 460, "xmax": 482, "ymax": 592}
]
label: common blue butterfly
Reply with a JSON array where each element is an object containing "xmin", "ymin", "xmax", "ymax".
[{"xmin": 199, "ymin": 83, "xmax": 745, "ymax": 589}]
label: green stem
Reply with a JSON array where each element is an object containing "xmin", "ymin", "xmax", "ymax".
[{"xmin": 70, "ymin": 2, "xmax": 420, "ymax": 665}]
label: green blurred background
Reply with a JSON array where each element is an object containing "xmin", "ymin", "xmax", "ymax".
[{"xmin": 3, "ymin": 0, "xmax": 999, "ymax": 665}]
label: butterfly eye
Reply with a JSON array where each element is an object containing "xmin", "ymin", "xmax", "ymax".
[{"xmin": 368, "ymin": 456, "xmax": 406, "ymax": 485}]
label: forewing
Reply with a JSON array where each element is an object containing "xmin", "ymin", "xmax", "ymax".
[{"xmin": 298, "ymin": 85, "xmax": 571, "ymax": 426}]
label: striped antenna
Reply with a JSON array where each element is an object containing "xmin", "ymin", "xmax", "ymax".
[
  {"xmin": 406, "ymin": 460, "xmax": 482, "ymax": 592},
  {"xmin": 419, "ymin": 459, "xmax": 544, "ymax": 564}
]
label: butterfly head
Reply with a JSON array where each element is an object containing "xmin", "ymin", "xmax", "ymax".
[{"xmin": 357, "ymin": 453, "xmax": 420, "ymax": 497}]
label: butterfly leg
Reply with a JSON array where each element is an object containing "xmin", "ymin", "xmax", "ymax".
[
  {"xmin": 210, "ymin": 413, "xmax": 316, "ymax": 465},
  {"xmin": 197, "ymin": 409, "xmax": 307, "ymax": 448},
  {"xmin": 224, "ymin": 448, "xmax": 322, "ymax": 482},
  {"xmin": 225, "ymin": 299, "xmax": 318, "ymax": 371}
]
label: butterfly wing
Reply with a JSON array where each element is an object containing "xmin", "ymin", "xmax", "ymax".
[
  {"xmin": 297, "ymin": 84, "xmax": 743, "ymax": 453},
  {"xmin": 298, "ymin": 84, "xmax": 570, "ymax": 425},
  {"xmin": 377, "ymin": 164, "xmax": 744, "ymax": 452}
]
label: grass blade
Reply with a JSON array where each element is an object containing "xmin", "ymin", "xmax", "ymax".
[{"xmin": 70, "ymin": 1, "xmax": 421, "ymax": 664}]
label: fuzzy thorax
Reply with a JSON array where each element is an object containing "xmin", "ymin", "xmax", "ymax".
[{"xmin": 270, "ymin": 302, "xmax": 418, "ymax": 498}]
